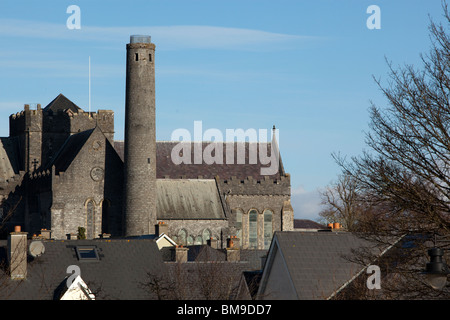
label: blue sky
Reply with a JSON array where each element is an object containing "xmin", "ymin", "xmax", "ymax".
[{"xmin": 0, "ymin": 1, "xmax": 446, "ymax": 220}]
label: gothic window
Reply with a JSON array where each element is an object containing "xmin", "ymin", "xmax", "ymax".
[
  {"xmin": 235, "ymin": 209, "xmax": 243, "ymax": 246},
  {"xmin": 194, "ymin": 236, "xmax": 203, "ymax": 245},
  {"xmin": 178, "ymin": 229, "xmax": 187, "ymax": 246},
  {"xmin": 249, "ymin": 209, "xmax": 258, "ymax": 249},
  {"xmin": 86, "ymin": 200, "xmax": 95, "ymax": 239},
  {"xmin": 187, "ymin": 236, "xmax": 194, "ymax": 246},
  {"xmin": 202, "ymin": 229, "xmax": 211, "ymax": 244},
  {"xmin": 263, "ymin": 209, "xmax": 273, "ymax": 249}
]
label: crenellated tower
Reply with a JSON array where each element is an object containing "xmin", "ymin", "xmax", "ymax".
[
  {"xmin": 123, "ymin": 35, "xmax": 157, "ymax": 236},
  {"xmin": 9, "ymin": 104, "xmax": 43, "ymax": 173}
]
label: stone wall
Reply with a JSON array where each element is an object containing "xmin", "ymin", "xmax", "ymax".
[
  {"xmin": 157, "ymin": 218, "xmax": 229, "ymax": 248},
  {"xmin": 50, "ymin": 128, "xmax": 123, "ymax": 239},
  {"xmin": 225, "ymin": 194, "xmax": 292, "ymax": 249}
]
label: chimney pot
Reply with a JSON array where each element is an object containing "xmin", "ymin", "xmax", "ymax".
[
  {"xmin": 333, "ymin": 223, "xmax": 340, "ymax": 230},
  {"xmin": 14, "ymin": 225, "xmax": 21, "ymax": 233}
]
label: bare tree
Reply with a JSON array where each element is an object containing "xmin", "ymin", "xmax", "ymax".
[
  {"xmin": 338, "ymin": 2, "xmax": 450, "ymax": 237},
  {"xmin": 142, "ymin": 247, "xmax": 245, "ymax": 300},
  {"xmin": 333, "ymin": 2, "xmax": 450, "ymax": 298},
  {"xmin": 319, "ymin": 173, "xmax": 364, "ymax": 231}
]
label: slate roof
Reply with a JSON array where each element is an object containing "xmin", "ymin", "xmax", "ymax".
[
  {"xmin": 260, "ymin": 231, "xmax": 376, "ymax": 300},
  {"xmin": 184, "ymin": 245, "xmax": 267, "ymax": 269},
  {"xmin": 48, "ymin": 129, "xmax": 94, "ymax": 172},
  {"xmin": 242, "ymin": 270, "xmax": 263, "ymax": 299},
  {"xmin": 0, "ymin": 239, "xmax": 167, "ymax": 300},
  {"xmin": 114, "ymin": 141, "xmax": 283, "ymax": 180},
  {"xmin": 0, "ymin": 137, "xmax": 20, "ymax": 181},
  {"xmin": 156, "ymin": 179, "xmax": 228, "ymax": 220},
  {"xmin": 164, "ymin": 259, "xmax": 258, "ymax": 300},
  {"xmin": 43, "ymin": 93, "xmax": 82, "ymax": 113},
  {"xmin": 294, "ymin": 219, "xmax": 327, "ymax": 230}
]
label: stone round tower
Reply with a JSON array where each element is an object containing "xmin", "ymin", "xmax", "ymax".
[{"xmin": 123, "ymin": 35, "xmax": 156, "ymax": 236}]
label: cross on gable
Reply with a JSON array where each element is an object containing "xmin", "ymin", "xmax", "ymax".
[{"xmin": 32, "ymin": 158, "xmax": 39, "ymax": 171}]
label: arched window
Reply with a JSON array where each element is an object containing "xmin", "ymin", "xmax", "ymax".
[
  {"xmin": 263, "ymin": 209, "xmax": 273, "ymax": 249},
  {"xmin": 202, "ymin": 229, "xmax": 211, "ymax": 244},
  {"xmin": 194, "ymin": 236, "xmax": 203, "ymax": 245},
  {"xmin": 178, "ymin": 229, "xmax": 187, "ymax": 246},
  {"xmin": 86, "ymin": 200, "xmax": 95, "ymax": 239},
  {"xmin": 249, "ymin": 209, "xmax": 258, "ymax": 249},
  {"xmin": 187, "ymin": 236, "xmax": 194, "ymax": 246},
  {"xmin": 235, "ymin": 209, "xmax": 243, "ymax": 246}
]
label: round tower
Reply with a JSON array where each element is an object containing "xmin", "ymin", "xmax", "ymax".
[{"xmin": 123, "ymin": 35, "xmax": 156, "ymax": 236}]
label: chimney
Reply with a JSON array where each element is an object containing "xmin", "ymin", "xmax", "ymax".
[
  {"xmin": 208, "ymin": 237, "xmax": 218, "ymax": 249},
  {"xmin": 155, "ymin": 221, "xmax": 168, "ymax": 236},
  {"xmin": 8, "ymin": 226, "xmax": 28, "ymax": 280},
  {"xmin": 226, "ymin": 236, "xmax": 240, "ymax": 262},
  {"xmin": 40, "ymin": 229, "xmax": 52, "ymax": 240},
  {"xmin": 67, "ymin": 233, "xmax": 78, "ymax": 240},
  {"xmin": 172, "ymin": 245, "xmax": 189, "ymax": 263},
  {"xmin": 333, "ymin": 223, "xmax": 340, "ymax": 230},
  {"xmin": 227, "ymin": 236, "xmax": 240, "ymax": 250}
]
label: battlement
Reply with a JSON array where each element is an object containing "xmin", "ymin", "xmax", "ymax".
[
  {"xmin": 217, "ymin": 174, "xmax": 291, "ymax": 196},
  {"xmin": 0, "ymin": 171, "xmax": 26, "ymax": 195},
  {"xmin": 43, "ymin": 108, "xmax": 114, "ymax": 135},
  {"xmin": 9, "ymin": 102, "xmax": 114, "ymax": 136},
  {"xmin": 9, "ymin": 104, "xmax": 43, "ymax": 136},
  {"xmin": 28, "ymin": 168, "xmax": 52, "ymax": 180}
]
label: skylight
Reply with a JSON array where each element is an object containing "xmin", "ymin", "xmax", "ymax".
[{"xmin": 75, "ymin": 246, "xmax": 100, "ymax": 261}]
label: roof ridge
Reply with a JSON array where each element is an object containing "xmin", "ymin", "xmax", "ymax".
[{"xmin": 43, "ymin": 93, "xmax": 83, "ymax": 113}]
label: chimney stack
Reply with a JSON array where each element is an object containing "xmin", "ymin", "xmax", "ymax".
[
  {"xmin": 172, "ymin": 245, "xmax": 189, "ymax": 263},
  {"xmin": 208, "ymin": 237, "xmax": 218, "ymax": 249},
  {"xmin": 155, "ymin": 221, "xmax": 168, "ymax": 236},
  {"xmin": 40, "ymin": 228, "xmax": 52, "ymax": 240},
  {"xmin": 226, "ymin": 236, "xmax": 240, "ymax": 262},
  {"xmin": 8, "ymin": 226, "xmax": 28, "ymax": 280}
]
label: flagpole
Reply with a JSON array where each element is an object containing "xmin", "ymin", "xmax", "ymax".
[{"xmin": 89, "ymin": 56, "xmax": 91, "ymax": 113}]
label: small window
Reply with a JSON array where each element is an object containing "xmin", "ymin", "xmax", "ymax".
[
  {"xmin": 202, "ymin": 229, "xmax": 211, "ymax": 244},
  {"xmin": 178, "ymin": 229, "xmax": 187, "ymax": 246},
  {"xmin": 249, "ymin": 209, "xmax": 258, "ymax": 249},
  {"xmin": 75, "ymin": 246, "xmax": 100, "ymax": 261},
  {"xmin": 194, "ymin": 236, "xmax": 203, "ymax": 245},
  {"xmin": 135, "ymin": 53, "xmax": 139, "ymax": 61},
  {"xmin": 149, "ymin": 54, "xmax": 152, "ymax": 62},
  {"xmin": 263, "ymin": 210, "xmax": 273, "ymax": 249}
]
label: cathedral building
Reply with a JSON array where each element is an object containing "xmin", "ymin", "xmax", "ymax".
[{"xmin": 0, "ymin": 35, "xmax": 293, "ymax": 249}]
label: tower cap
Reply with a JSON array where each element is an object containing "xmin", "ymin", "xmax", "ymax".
[{"xmin": 130, "ymin": 35, "xmax": 151, "ymax": 44}]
